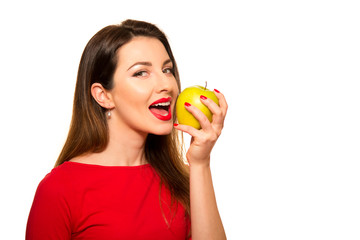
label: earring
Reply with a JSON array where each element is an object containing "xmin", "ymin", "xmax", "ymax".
[{"xmin": 106, "ymin": 110, "xmax": 111, "ymax": 119}]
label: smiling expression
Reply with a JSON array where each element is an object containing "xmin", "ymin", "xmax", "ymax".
[{"xmin": 108, "ymin": 36, "xmax": 179, "ymax": 136}]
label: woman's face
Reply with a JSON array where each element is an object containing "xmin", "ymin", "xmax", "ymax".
[{"xmin": 109, "ymin": 36, "xmax": 179, "ymax": 136}]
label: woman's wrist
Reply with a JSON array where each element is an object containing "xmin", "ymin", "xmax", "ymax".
[{"xmin": 188, "ymin": 158, "xmax": 211, "ymax": 169}]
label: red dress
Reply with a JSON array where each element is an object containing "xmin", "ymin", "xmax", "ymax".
[{"xmin": 26, "ymin": 162, "xmax": 191, "ymax": 239}]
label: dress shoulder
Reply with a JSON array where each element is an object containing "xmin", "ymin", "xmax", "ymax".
[{"xmin": 26, "ymin": 163, "xmax": 72, "ymax": 240}]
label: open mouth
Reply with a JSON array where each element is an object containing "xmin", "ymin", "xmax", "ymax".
[{"xmin": 149, "ymin": 97, "xmax": 172, "ymax": 121}]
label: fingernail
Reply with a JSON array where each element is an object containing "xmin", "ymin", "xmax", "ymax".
[
  {"xmin": 173, "ymin": 123, "xmax": 178, "ymax": 127},
  {"xmin": 200, "ymin": 95, "xmax": 207, "ymax": 100},
  {"xmin": 214, "ymin": 89, "xmax": 220, "ymax": 93},
  {"xmin": 185, "ymin": 102, "xmax": 191, "ymax": 107}
]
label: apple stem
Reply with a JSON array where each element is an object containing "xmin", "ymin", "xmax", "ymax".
[{"xmin": 205, "ymin": 81, "xmax": 207, "ymax": 90}]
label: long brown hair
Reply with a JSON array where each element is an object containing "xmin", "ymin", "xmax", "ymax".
[{"xmin": 55, "ymin": 20, "xmax": 190, "ymax": 216}]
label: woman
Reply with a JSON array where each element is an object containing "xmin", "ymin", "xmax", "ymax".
[{"xmin": 26, "ymin": 19, "xmax": 227, "ymax": 240}]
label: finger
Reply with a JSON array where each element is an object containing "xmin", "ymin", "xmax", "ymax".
[
  {"xmin": 173, "ymin": 123, "xmax": 200, "ymax": 138},
  {"xmin": 199, "ymin": 95, "xmax": 223, "ymax": 127},
  {"xmin": 184, "ymin": 102, "xmax": 213, "ymax": 131},
  {"xmin": 213, "ymin": 89, "xmax": 228, "ymax": 116}
]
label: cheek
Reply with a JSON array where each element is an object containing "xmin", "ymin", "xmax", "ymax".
[{"xmin": 113, "ymin": 81, "xmax": 150, "ymax": 103}]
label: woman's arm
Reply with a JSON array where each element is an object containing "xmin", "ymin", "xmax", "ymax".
[
  {"xmin": 189, "ymin": 162, "xmax": 226, "ymax": 239},
  {"xmin": 175, "ymin": 89, "xmax": 227, "ymax": 240}
]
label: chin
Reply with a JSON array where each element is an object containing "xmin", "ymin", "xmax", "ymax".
[{"xmin": 149, "ymin": 123, "xmax": 173, "ymax": 136}]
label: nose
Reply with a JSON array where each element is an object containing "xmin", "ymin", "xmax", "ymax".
[{"xmin": 155, "ymin": 71, "xmax": 175, "ymax": 94}]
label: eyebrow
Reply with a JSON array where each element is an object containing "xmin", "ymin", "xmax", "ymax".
[{"xmin": 127, "ymin": 59, "xmax": 173, "ymax": 71}]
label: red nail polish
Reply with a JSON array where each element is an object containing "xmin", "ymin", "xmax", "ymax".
[
  {"xmin": 214, "ymin": 89, "xmax": 220, "ymax": 93},
  {"xmin": 173, "ymin": 123, "xmax": 178, "ymax": 127},
  {"xmin": 200, "ymin": 95, "xmax": 207, "ymax": 100},
  {"xmin": 185, "ymin": 102, "xmax": 191, "ymax": 107}
]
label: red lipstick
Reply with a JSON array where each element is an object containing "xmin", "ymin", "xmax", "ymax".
[
  {"xmin": 150, "ymin": 97, "xmax": 171, "ymax": 106},
  {"xmin": 149, "ymin": 97, "xmax": 172, "ymax": 121}
]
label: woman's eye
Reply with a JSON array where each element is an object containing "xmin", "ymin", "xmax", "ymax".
[
  {"xmin": 163, "ymin": 67, "xmax": 174, "ymax": 74},
  {"xmin": 133, "ymin": 71, "xmax": 148, "ymax": 77}
]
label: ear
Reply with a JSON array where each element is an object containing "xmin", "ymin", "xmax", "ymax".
[{"xmin": 91, "ymin": 83, "xmax": 114, "ymax": 109}]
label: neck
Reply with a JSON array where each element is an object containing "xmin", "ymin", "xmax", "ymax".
[
  {"xmin": 108, "ymin": 117, "xmax": 149, "ymax": 166},
  {"xmin": 106, "ymin": 132, "xmax": 148, "ymax": 166},
  {"xmin": 80, "ymin": 118, "xmax": 148, "ymax": 167}
]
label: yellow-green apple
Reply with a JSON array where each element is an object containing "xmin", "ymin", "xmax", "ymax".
[{"xmin": 176, "ymin": 84, "xmax": 219, "ymax": 129}]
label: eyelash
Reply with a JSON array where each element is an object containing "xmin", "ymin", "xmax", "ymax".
[
  {"xmin": 133, "ymin": 71, "xmax": 148, "ymax": 77},
  {"xmin": 163, "ymin": 67, "xmax": 174, "ymax": 74},
  {"xmin": 132, "ymin": 67, "xmax": 174, "ymax": 77}
]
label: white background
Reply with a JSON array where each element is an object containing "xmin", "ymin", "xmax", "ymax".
[{"xmin": 1, "ymin": 0, "xmax": 359, "ymax": 239}]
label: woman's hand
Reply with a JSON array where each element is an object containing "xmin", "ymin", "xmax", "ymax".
[
  {"xmin": 174, "ymin": 89, "xmax": 228, "ymax": 167},
  {"xmin": 174, "ymin": 89, "xmax": 228, "ymax": 239}
]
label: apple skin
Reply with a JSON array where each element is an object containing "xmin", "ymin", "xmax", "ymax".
[{"xmin": 176, "ymin": 85, "xmax": 219, "ymax": 129}]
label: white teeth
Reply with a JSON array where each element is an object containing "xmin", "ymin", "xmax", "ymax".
[{"xmin": 153, "ymin": 102, "xmax": 170, "ymax": 107}]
